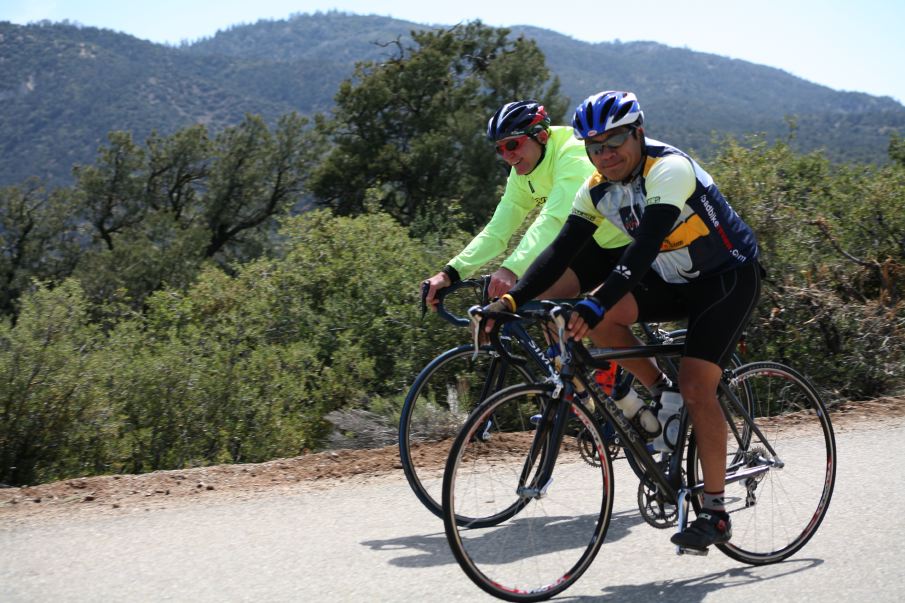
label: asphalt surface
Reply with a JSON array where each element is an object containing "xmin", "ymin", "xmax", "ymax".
[{"xmin": 2, "ymin": 422, "xmax": 904, "ymax": 602}]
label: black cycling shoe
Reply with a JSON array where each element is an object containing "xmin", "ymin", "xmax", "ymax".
[{"xmin": 671, "ymin": 511, "xmax": 732, "ymax": 550}]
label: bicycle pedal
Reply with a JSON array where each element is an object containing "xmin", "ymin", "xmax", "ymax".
[{"xmin": 676, "ymin": 545, "xmax": 709, "ymax": 557}]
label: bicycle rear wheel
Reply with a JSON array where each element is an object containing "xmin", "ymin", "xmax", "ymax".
[
  {"xmin": 443, "ymin": 384, "xmax": 613, "ymax": 602},
  {"xmin": 686, "ymin": 361, "xmax": 836, "ymax": 564},
  {"xmin": 398, "ymin": 344, "xmax": 534, "ymax": 521}
]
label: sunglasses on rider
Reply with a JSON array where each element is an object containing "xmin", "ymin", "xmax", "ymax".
[
  {"xmin": 495, "ymin": 136, "xmax": 529, "ymax": 155},
  {"xmin": 585, "ymin": 129, "xmax": 634, "ymax": 156}
]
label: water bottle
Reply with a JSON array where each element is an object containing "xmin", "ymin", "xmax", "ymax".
[
  {"xmin": 652, "ymin": 390, "xmax": 684, "ymax": 452},
  {"xmin": 613, "ymin": 388, "xmax": 660, "ymax": 438},
  {"xmin": 593, "ymin": 362, "xmax": 618, "ymax": 397}
]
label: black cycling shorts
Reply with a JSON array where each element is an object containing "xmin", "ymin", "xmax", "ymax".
[
  {"xmin": 631, "ymin": 262, "xmax": 763, "ymax": 368},
  {"xmin": 569, "ymin": 243, "xmax": 628, "ymax": 293}
]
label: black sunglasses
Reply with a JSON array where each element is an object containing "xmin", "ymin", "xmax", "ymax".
[{"xmin": 585, "ymin": 129, "xmax": 633, "ymax": 156}]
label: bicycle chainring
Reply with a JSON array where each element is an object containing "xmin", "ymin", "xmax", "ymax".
[
  {"xmin": 637, "ymin": 476, "xmax": 678, "ymax": 529},
  {"xmin": 577, "ymin": 427, "xmax": 603, "ymax": 467}
]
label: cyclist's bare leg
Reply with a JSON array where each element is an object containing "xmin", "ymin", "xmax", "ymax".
[
  {"xmin": 589, "ymin": 292, "xmax": 661, "ymax": 387},
  {"xmin": 678, "ymin": 357, "xmax": 726, "ymax": 493},
  {"xmin": 537, "ymin": 268, "xmax": 581, "ymax": 299}
]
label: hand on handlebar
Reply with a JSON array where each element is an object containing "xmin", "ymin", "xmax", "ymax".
[
  {"xmin": 421, "ymin": 271, "xmax": 452, "ymax": 311},
  {"xmin": 487, "ymin": 267, "xmax": 517, "ymax": 299},
  {"xmin": 479, "ymin": 297, "xmax": 514, "ymax": 335},
  {"xmin": 567, "ymin": 297, "xmax": 606, "ymax": 341},
  {"xmin": 467, "ymin": 298, "xmax": 512, "ymax": 353}
]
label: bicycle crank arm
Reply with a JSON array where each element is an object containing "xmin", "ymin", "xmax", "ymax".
[{"xmin": 674, "ymin": 488, "xmax": 708, "ymax": 556}]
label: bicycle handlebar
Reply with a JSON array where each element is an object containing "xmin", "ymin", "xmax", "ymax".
[
  {"xmin": 467, "ymin": 300, "xmax": 574, "ymax": 365},
  {"xmin": 421, "ymin": 276, "xmax": 491, "ymax": 327}
]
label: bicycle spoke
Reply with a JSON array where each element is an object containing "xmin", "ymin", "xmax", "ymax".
[
  {"xmin": 688, "ymin": 362, "xmax": 836, "ymax": 564},
  {"xmin": 444, "ymin": 385, "xmax": 613, "ymax": 601},
  {"xmin": 399, "ymin": 345, "xmax": 533, "ymax": 522}
]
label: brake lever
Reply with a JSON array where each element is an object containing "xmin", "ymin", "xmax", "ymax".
[
  {"xmin": 550, "ymin": 305, "xmax": 570, "ymax": 361},
  {"xmin": 467, "ymin": 304, "xmax": 483, "ymax": 360},
  {"xmin": 420, "ymin": 281, "xmax": 429, "ymax": 320}
]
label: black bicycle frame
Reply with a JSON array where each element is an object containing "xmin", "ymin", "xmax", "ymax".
[{"xmin": 488, "ymin": 311, "xmax": 687, "ymax": 504}]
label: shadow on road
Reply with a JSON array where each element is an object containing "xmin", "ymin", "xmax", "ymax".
[
  {"xmin": 557, "ymin": 558, "xmax": 824, "ymax": 602},
  {"xmin": 361, "ymin": 508, "xmax": 647, "ymax": 569}
]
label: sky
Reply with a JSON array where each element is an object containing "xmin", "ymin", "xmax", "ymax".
[{"xmin": 3, "ymin": 0, "xmax": 904, "ymax": 104}]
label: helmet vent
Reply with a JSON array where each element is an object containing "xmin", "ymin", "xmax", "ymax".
[
  {"xmin": 613, "ymin": 102, "xmax": 633, "ymax": 123},
  {"xmin": 599, "ymin": 97, "xmax": 616, "ymax": 120}
]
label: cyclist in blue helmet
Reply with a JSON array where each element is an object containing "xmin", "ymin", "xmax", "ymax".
[
  {"xmin": 422, "ymin": 99, "xmax": 632, "ymax": 306},
  {"xmin": 496, "ymin": 90, "xmax": 763, "ymax": 552}
]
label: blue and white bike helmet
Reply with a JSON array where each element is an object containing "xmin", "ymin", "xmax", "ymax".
[{"xmin": 572, "ymin": 91, "xmax": 644, "ymax": 139}]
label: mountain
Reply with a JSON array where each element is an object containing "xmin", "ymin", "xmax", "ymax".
[
  {"xmin": 0, "ymin": 21, "xmax": 293, "ymax": 186},
  {"xmin": 2, "ymin": 12, "xmax": 903, "ymax": 187}
]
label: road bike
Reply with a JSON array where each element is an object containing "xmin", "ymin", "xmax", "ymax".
[
  {"xmin": 399, "ymin": 278, "xmax": 743, "ymax": 525},
  {"xmin": 441, "ymin": 302, "xmax": 836, "ymax": 601},
  {"xmin": 398, "ymin": 278, "xmax": 536, "ymax": 521},
  {"xmin": 399, "ymin": 278, "xmax": 694, "ymax": 524}
]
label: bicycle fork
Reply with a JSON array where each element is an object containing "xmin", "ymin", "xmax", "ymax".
[{"xmin": 516, "ymin": 394, "xmax": 573, "ymax": 501}]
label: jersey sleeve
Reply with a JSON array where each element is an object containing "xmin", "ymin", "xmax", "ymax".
[
  {"xmin": 644, "ymin": 154, "xmax": 695, "ymax": 209},
  {"xmin": 446, "ymin": 178, "xmax": 533, "ymax": 279},
  {"xmin": 509, "ymin": 215, "xmax": 598, "ymax": 305},
  {"xmin": 569, "ymin": 176, "xmax": 606, "ymax": 226},
  {"xmin": 499, "ymin": 150, "xmax": 590, "ymax": 277}
]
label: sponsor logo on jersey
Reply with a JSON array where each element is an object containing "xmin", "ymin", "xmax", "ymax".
[
  {"xmin": 614, "ymin": 265, "xmax": 632, "ymax": 279},
  {"xmin": 571, "ymin": 208, "xmax": 599, "ymax": 222},
  {"xmin": 700, "ymin": 194, "xmax": 737, "ymax": 254},
  {"xmin": 620, "ymin": 206, "xmax": 641, "ymax": 231},
  {"xmin": 660, "ymin": 214, "xmax": 709, "ymax": 251}
]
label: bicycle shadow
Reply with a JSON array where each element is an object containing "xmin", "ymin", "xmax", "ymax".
[
  {"xmin": 556, "ymin": 558, "xmax": 824, "ymax": 602},
  {"xmin": 361, "ymin": 508, "xmax": 648, "ymax": 569}
]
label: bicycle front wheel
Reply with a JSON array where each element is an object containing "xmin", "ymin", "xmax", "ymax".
[
  {"xmin": 687, "ymin": 361, "xmax": 836, "ymax": 564},
  {"xmin": 398, "ymin": 344, "xmax": 534, "ymax": 521},
  {"xmin": 443, "ymin": 384, "xmax": 614, "ymax": 602}
]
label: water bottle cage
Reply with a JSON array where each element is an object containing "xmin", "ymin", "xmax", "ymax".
[
  {"xmin": 630, "ymin": 407, "xmax": 662, "ymax": 440},
  {"xmin": 662, "ymin": 414, "xmax": 681, "ymax": 449}
]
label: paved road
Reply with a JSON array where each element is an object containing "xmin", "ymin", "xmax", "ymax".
[{"xmin": 2, "ymin": 422, "xmax": 904, "ymax": 602}]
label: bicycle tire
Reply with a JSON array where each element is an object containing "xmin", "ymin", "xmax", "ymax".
[
  {"xmin": 443, "ymin": 383, "xmax": 614, "ymax": 602},
  {"xmin": 686, "ymin": 361, "xmax": 836, "ymax": 564},
  {"xmin": 398, "ymin": 344, "xmax": 534, "ymax": 521}
]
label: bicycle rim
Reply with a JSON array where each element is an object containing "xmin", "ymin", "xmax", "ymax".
[
  {"xmin": 687, "ymin": 361, "xmax": 837, "ymax": 564},
  {"xmin": 443, "ymin": 384, "xmax": 613, "ymax": 602},
  {"xmin": 398, "ymin": 345, "xmax": 534, "ymax": 522}
]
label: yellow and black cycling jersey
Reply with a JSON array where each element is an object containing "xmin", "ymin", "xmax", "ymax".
[{"xmin": 572, "ymin": 137, "xmax": 758, "ymax": 284}]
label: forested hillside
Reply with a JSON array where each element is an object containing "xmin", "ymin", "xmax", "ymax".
[{"xmin": 2, "ymin": 11, "xmax": 903, "ymax": 187}]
